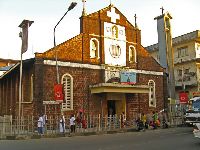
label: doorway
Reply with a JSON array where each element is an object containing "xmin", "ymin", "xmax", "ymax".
[{"xmin": 107, "ymin": 100, "xmax": 116, "ymax": 116}]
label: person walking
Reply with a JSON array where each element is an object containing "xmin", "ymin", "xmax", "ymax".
[
  {"xmin": 38, "ymin": 114, "xmax": 44, "ymax": 135},
  {"xmin": 70, "ymin": 114, "xmax": 76, "ymax": 134}
]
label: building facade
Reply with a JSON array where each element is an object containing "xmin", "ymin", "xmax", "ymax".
[
  {"xmin": 0, "ymin": 4, "xmax": 165, "ymax": 119},
  {"xmin": 146, "ymin": 30, "xmax": 200, "ymax": 101}
]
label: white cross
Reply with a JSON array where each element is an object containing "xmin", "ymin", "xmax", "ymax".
[{"xmin": 107, "ymin": 7, "xmax": 120, "ymax": 23}]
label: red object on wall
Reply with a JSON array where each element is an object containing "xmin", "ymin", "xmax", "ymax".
[
  {"xmin": 179, "ymin": 92, "xmax": 188, "ymax": 104},
  {"xmin": 54, "ymin": 84, "xmax": 63, "ymax": 102}
]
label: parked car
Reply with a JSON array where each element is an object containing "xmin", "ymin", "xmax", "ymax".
[
  {"xmin": 184, "ymin": 97, "xmax": 200, "ymax": 126},
  {"xmin": 193, "ymin": 123, "xmax": 200, "ymax": 138}
]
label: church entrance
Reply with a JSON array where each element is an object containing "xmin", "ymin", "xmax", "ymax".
[
  {"xmin": 107, "ymin": 100, "xmax": 116, "ymax": 116},
  {"xmin": 106, "ymin": 93, "xmax": 126, "ymax": 116}
]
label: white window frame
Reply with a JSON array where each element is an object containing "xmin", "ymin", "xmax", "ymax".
[
  {"xmin": 61, "ymin": 73, "xmax": 73, "ymax": 111},
  {"xmin": 129, "ymin": 45, "xmax": 137, "ymax": 63},
  {"xmin": 177, "ymin": 46, "xmax": 188, "ymax": 58},
  {"xmin": 148, "ymin": 80, "xmax": 156, "ymax": 107},
  {"xmin": 90, "ymin": 38, "xmax": 99, "ymax": 58}
]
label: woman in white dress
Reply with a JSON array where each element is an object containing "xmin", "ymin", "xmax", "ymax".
[{"xmin": 59, "ymin": 114, "xmax": 65, "ymax": 133}]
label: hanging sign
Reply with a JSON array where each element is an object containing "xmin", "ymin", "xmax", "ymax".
[
  {"xmin": 54, "ymin": 84, "xmax": 63, "ymax": 102},
  {"xmin": 179, "ymin": 92, "xmax": 188, "ymax": 104}
]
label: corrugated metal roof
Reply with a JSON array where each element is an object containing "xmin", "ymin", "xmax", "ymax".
[{"xmin": 0, "ymin": 64, "xmax": 15, "ymax": 71}]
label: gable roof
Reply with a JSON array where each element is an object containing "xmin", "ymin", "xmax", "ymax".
[
  {"xmin": 85, "ymin": 4, "xmax": 135, "ymax": 29},
  {"xmin": 36, "ymin": 33, "xmax": 84, "ymax": 62}
]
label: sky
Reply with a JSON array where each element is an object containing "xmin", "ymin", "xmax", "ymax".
[{"xmin": 0, "ymin": 0, "xmax": 200, "ymax": 60}]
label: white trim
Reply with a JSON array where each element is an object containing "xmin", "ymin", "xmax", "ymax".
[
  {"xmin": 44, "ymin": 60, "xmax": 102, "ymax": 69},
  {"xmin": 61, "ymin": 73, "xmax": 74, "ymax": 111},
  {"xmin": 44, "ymin": 60, "xmax": 163, "ymax": 76},
  {"xmin": 129, "ymin": 45, "xmax": 137, "ymax": 63},
  {"xmin": 43, "ymin": 101, "xmax": 60, "ymax": 105},
  {"xmin": 89, "ymin": 33, "xmax": 137, "ymax": 45},
  {"xmin": 148, "ymin": 80, "xmax": 156, "ymax": 107}
]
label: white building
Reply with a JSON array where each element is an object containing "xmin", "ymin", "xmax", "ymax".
[{"xmin": 146, "ymin": 30, "xmax": 200, "ymax": 100}]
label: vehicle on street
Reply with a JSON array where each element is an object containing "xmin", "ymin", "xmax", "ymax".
[
  {"xmin": 184, "ymin": 97, "xmax": 200, "ymax": 125},
  {"xmin": 193, "ymin": 123, "xmax": 200, "ymax": 138}
]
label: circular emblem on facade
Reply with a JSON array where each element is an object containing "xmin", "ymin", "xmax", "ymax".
[{"xmin": 109, "ymin": 44, "xmax": 121, "ymax": 58}]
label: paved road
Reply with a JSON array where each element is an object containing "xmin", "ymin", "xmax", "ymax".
[{"xmin": 0, "ymin": 127, "xmax": 199, "ymax": 150}]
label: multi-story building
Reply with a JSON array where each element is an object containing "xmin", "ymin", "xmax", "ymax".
[{"xmin": 146, "ymin": 30, "xmax": 200, "ymax": 100}]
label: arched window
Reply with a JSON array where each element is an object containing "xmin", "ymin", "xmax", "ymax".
[
  {"xmin": 90, "ymin": 38, "xmax": 99, "ymax": 58},
  {"xmin": 129, "ymin": 45, "xmax": 136, "ymax": 63},
  {"xmin": 148, "ymin": 80, "xmax": 156, "ymax": 107},
  {"xmin": 61, "ymin": 73, "xmax": 73, "ymax": 111}
]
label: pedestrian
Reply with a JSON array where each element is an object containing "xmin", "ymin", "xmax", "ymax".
[
  {"xmin": 76, "ymin": 111, "xmax": 83, "ymax": 128},
  {"xmin": 38, "ymin": 114, "xmax": 44, "ymax": 135},
  {"xmin": 152, "ymin": 111, "xmax": 159, "ymax": 129},
  {"xmin": 121, "ymin": 112, "xmax": 126, "ymax": 128},
  {"xmin": 59, "ymin": 114, "xmax": 65, "ymax": 134},
  {"xmin": 82, "ymin": 115, "xmax": 87, "ymax": 129},
  {"xmin": 42, "ymin": 114, "xmax": 48, "ymax": 134},
  {"xmin": 70, "ymin": 114, "xmax": 76, "ymax": 134},
  {"xmin": 141, "ymin": 112, "xmax": 148, "ymax": 129}
]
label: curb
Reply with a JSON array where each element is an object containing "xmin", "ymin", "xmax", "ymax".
[{"xmin": 2, "ymin": 126, "xmax": 182, "ymax": 140}]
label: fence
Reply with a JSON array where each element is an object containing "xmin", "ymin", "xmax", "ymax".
[
  {"xmin": 0, "ymin": 115, "xmax": 12, "ymax": 139},
  {"xmin": 0, "ymin": 112, "xmax": 184, "ymax": 139}
]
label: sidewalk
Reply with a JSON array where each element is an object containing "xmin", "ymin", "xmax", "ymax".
[{"xmin": 4, "ymin": 126, "xmax": 177, "ymax": 140}]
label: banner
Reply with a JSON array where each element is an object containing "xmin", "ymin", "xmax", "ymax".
[
  {"xmin": 179, "ymin": 92, "xmax": 188, "ymax": 104},
  {"xmin": 120, "ymin": 72, "xmax": 136, "ymax": 84},
  {"xmin": 19, "ymin": 20, "xmax": 34, "ymax": 54},
  {"xmin": 54, "ymin": 84, "xmax": 63, "ymax": 102}
]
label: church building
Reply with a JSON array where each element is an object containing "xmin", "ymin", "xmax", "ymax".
[{"xmin": 0, "ymin": 3, "xmax": 166, "ymax": 119}]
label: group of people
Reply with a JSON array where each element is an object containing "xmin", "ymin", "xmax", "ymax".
[
  {"xmin": 136, "ymin": 111, "xmax": 168, "ymax": 131},
  {"xmin": 38, "ymin": 112, "xmax": 86, "ymax": 135}
]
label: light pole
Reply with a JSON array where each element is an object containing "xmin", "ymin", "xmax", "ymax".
[{"xmin": 54, "ymin": 2, "xmax": 77, "ymax": 84}]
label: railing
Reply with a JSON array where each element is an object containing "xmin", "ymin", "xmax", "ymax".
[{"xmin": 0, "ymin": 113, "xmax": 184, "ymax": 139}]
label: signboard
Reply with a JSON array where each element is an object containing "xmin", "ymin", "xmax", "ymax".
[
  {"xmin": 54, "ymin": 84, "xmax": 64, "ymax": 102},
  {"xmin": 179, "ymin": 92, "xmax": 188, "ymax": 104},
  {"xmin": 193, "ymin": 91, "xmax": 200, "ymax": 97},
  {"xmin": 120, "ymin": 72, "xmax": 136, "ymax": 84}
]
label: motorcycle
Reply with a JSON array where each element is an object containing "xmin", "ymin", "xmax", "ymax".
[{"xmin": 136, "ymin": 119, "xmax": 145, "ymax": 131}]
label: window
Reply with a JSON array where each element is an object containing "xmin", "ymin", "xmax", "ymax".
[
  {"xmin": 90, "ymin": 38, "xmax": 99, "ymax": 58},
  {"xmin": 109, "ymin": 44, "xmax": 121, "ymax": 58},
  {"xmin": 177, "ymin": 46, "xmax": 188, "ymax": 58},
  {"xmin": 196, "ymin": 43, "xmax": 200, "ymax": 51},
  {"xmin": 112, "ymin": 25, "xmax": 118, "ymax": 38},
  {"xmin": 184, "ymin": 69, "xmax": 189, "ymax": 75},
  {"xmin": 148, "ymin": 80, "xmax": 156, "ymax": 107},
  {"xmin": 129, "ymin": 45, "xmax": 136, "ymax": 62},
  {"xmin": 177, "ymin": 69, "xmax": 182, "ymax": 77},
  {"xmin": 61, "ymin": 73, "xmax": 73, "ymax": 111}
]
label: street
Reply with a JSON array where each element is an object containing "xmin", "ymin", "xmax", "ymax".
[{"xmin": 0, "ymin": 127, "xmax": 199, "ymax": 150}]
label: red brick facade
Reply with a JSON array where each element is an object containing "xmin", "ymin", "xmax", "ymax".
[{"xmin": 0, "ymin": 5, "xmax": 166, "ymax": 119}]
